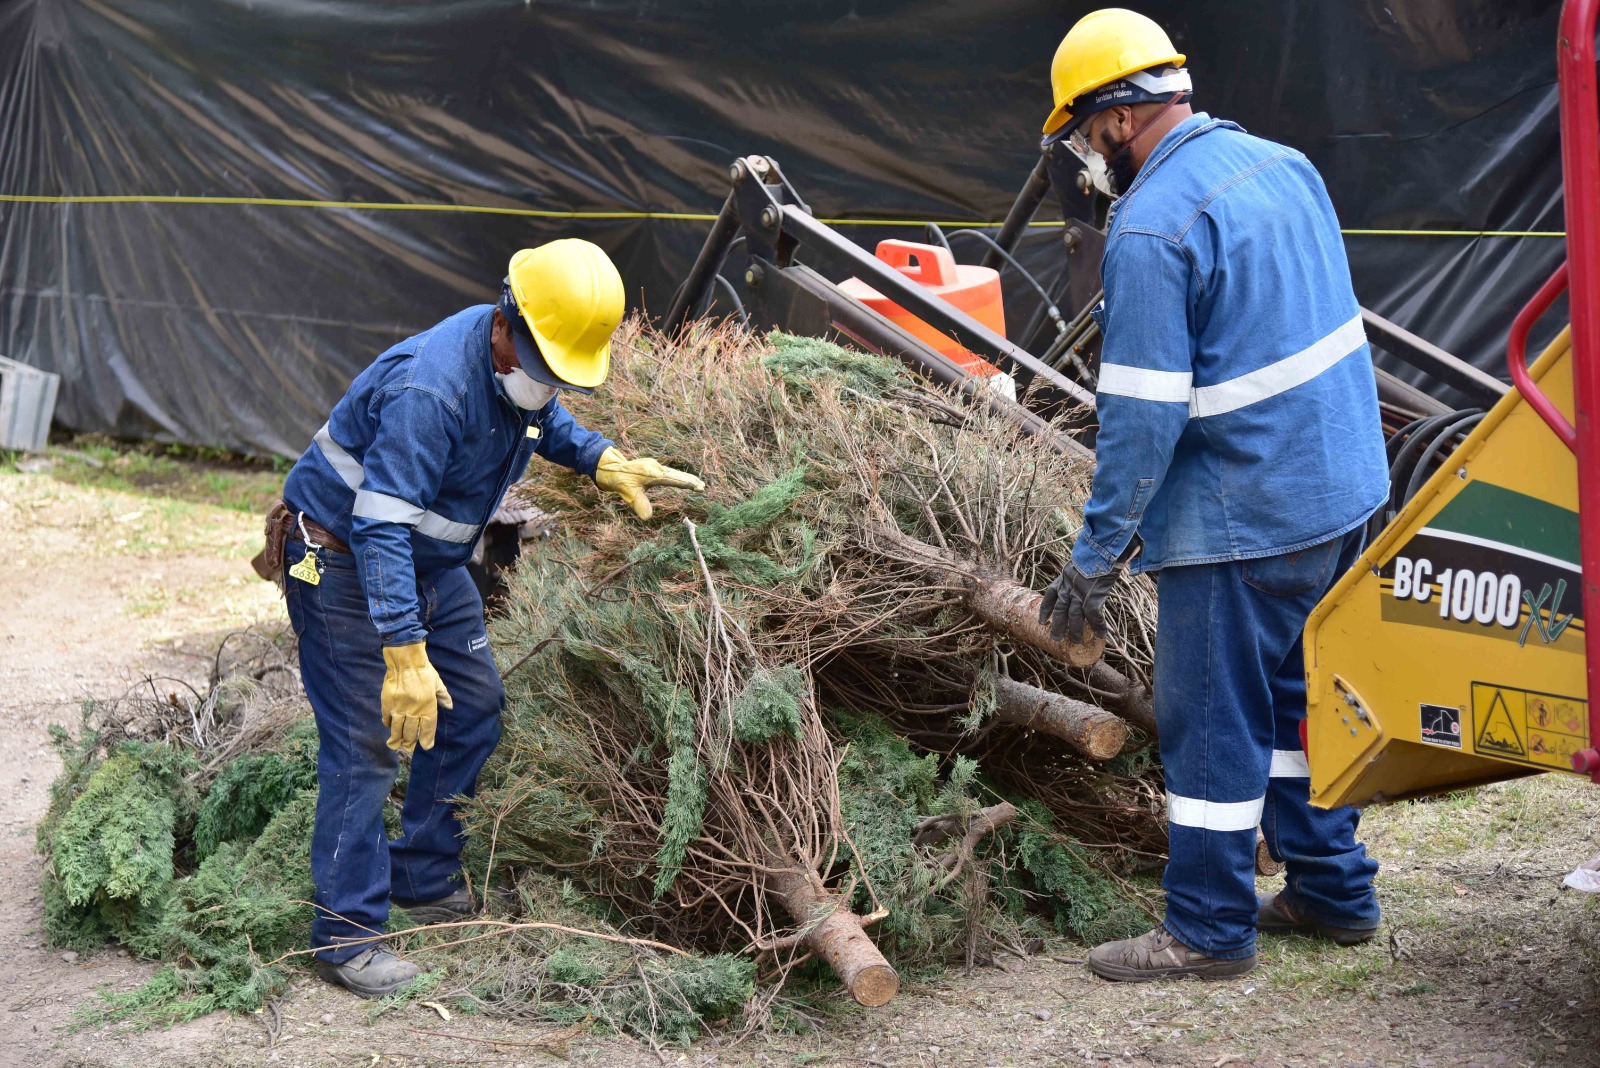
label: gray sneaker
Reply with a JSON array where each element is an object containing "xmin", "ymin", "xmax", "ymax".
[
  {"xmin": 315, "ymin": 945, "xmax": 421, "ymax": 999},
  {"xmin": 1257, "ymin": 891, "xmax": 1378, "ymax": 946},
  {"xmin": 392, "ymin": 886, "xmax": 476, "ymax": 925}
]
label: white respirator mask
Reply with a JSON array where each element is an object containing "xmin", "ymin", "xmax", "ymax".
[
  {"xmin": 497, "ymin": 368, "xmax": 559, "ymax": 411},
  {"xmin": 1082, "ymin": 150, "xmax": 1118, "ymax": 199}
]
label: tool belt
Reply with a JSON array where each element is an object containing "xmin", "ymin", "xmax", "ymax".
[{"xmin": 251, "ymin": 498, "xmax": 350, "ymax": 590}]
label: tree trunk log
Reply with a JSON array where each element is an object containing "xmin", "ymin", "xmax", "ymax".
[
  {"xmin": 992, "ymin": 677, "xmax": 1128, "ymax": 760},
  {"xmin": 1087, "ymin": 661, "xmax": 1158, "ymax": 740},
  {"xmin": 769, "ymin": 869, "xmax": 900, "ymax": 1007},
  {"xmin": 963, "ymin": 574, "xmax": 1106, "ymax": 667},
  {"xmin": 866, "ymin": 525, "xmax": 1105, "ymax": 667}
]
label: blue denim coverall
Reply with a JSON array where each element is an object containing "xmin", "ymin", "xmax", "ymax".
[
  {"xmin": 281, "ymin": 304, "xmax": 610, "ymax": 961},
  {"xmin": 1077, "ymin": 114, "xmax": 1389, "ymax": 957}
]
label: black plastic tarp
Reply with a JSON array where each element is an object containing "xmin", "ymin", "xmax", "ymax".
[{"xmin": 0, "ymin": 0, "xmax": 1568, "ymax": 455}]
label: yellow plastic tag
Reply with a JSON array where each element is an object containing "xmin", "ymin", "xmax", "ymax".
[{"xmin": 288, "ymin": 549, "xmax": 322, "ymax": 586}]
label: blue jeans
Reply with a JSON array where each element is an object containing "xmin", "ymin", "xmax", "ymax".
[
  {"xmin": 284, "ymin": 538, "xmax": 504, "ymax": 963},
  {"xmin": 1153, "ymin": 528, "xmax": 1380, "ymax": 959}
]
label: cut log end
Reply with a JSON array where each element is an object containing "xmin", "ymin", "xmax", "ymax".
[
  {"xmin": 1255, "ymin": 832, "xmax": 1283, "ymax": 877},
  {"xmin": 805, "ymin": 906, "xmax": 902, "ymax": 1007},
  {"xmin": 849, "ymin": 963, "xmax": 901, "ymax": 1007}
]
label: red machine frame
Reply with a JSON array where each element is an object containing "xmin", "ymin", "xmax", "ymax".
[{"xmin": 1512, "ymin": 0, "xmax": 1600, "ymax": 777}]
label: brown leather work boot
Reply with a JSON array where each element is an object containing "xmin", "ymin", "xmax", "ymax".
[
  {"xmin": 315, "ymin": 944, "xmax": 421, "ymax": 999},
  {"xmin": 1257, "ymin": 891, "xmax": 1378, "ymax": 946},
  {"xmin": 1087, "ymin": 926, "xmax": 1257, "ymax": 982},
  {"xmin": 392, "ymin": 887, "xmax": 476, "ymax": 926}
]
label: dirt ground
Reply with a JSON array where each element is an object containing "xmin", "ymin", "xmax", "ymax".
[{"xmin": 5, "ymin": 456, "xmax": 1600, "ymax": 1068}]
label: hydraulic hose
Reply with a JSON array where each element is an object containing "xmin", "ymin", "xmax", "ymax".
[
  {"xmin": 1386, "ymin": 412, "xmax": 1457, "ymax": 509},
  {"xmin": 711, "ymin": 273, "xmax": 750, "ymax": 327},
  {"xmin": 945, "ymin": 229, "xmax": 1067, "ymax": 337},
  {"xmin": 1369, "ymin": 411, "xmax": 1458, "ymax": 543},
  {"xmin": 1400, "ymin": 410, "xmax": 1484, "ymax": 506}
]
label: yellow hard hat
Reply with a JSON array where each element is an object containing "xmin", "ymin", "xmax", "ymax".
[
  {"xmin": 505, "ymin": 239, "xmax": 625, "ymax": 391},
  {"xmin": 1042, "ymin": 8, "xmax": 1186, "ymax": 138}
]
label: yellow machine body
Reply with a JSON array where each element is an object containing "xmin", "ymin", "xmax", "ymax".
[{"xmin": 1304, "ymin": 328, "xmax": 1587, "ymax": 808}]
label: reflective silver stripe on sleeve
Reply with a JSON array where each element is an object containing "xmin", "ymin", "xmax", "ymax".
[
  {"xmin": 414, "ymin": 511, "xmax": 479, "ymax": 544},
  {"xmin": 353, "ymin": 490, "xmax": 479, "ymax": 545},
  {"xmin": 1097, "ymin": 364, "xmax": 1193, "ymax": 403},
  {"xmin": 314, "ymin": 423, "xmax": 364, "ymax": 491},
  {"xmin": 318, "ymin": 423, "xmax": 480, "ymax": 545},
  {"xmin": 1268, "ymin": 749, "xmax": 1311, "ymax": 778},
  {"xmin": 353, "ymin": 489, "xmax": 424, "ymax": 525},
  {"xmin": 1189, "ymin": 314, "xmax": 1365, "ymax": 418},
  {"xmin": 1166, "ymin": 792, "xmax": 1264, "ymax": 832}
]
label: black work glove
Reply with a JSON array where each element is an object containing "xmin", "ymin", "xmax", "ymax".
[{"xmin": 1037, "ymin": 560, "xmax": 1120, "ymax": 642}]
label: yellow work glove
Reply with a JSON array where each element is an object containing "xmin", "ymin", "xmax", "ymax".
[
  {"xmin": 593, "ymin": 446, "xmax": 706, "ymax": 520},
  {"xmin": 381, "ymin": 642, "xmax": 452, "ymax": 755}
]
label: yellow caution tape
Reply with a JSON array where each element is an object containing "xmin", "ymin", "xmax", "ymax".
[
  {"xmin": 1341, "ymin": 228, "xmax": 1566, "ymax": 237},
  {"xmin": 0, "ymin": 193, "xmax": 720, "ymax": 221},
  {"xmin": 0, "ymin": 193, "xmax": 1013, "ymax": 228},
  {"xmin": 0, "ymin": 194, "xmax": 1569, "ymax": 237}
]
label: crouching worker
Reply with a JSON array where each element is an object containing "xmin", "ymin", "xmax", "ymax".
[{"xmin": 259, "ymin": 239, "xmax": 705, "ymax": 998}]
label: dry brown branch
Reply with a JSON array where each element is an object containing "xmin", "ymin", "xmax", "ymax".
[
  {"xmin": 912, "ymin": 802, "xmax": 1019, "ymax": 850},
  {"xmin": 263, "ymin": 915, "xmax": 690, "ymax": 966},
  {"xmin": 913, "ymin": 801, "xmax": 1019, "ymax": 892},
  {"xmin": 1087, "ymin": 660, "xmax": 1158, "ymax": 740},
  {"xmin": 405, "ymin": 1026, "xmax": 580, "ymax": 1053}
]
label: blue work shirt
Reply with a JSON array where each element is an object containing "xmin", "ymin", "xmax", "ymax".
[
  {"xmin": 283, "ymin": 304, "xmax": 612, "ymax": 645},
  {"xmin": 1072, "ymin": 113, "xmax": 1388, "ymax": 578}
]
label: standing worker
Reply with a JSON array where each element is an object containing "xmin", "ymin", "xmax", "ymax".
[
  {"xmin": 1034, "ymin": 9, "xmax": 1387, "ymax": 980},
  {"xmin": 261, "ymin": 239, "xmax": 705, "ymax": 998}
]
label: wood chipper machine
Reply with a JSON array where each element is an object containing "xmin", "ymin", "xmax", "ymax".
[{"xmin": 1302, "ymin": 0, "xmax": 1600, "ymax": 809}]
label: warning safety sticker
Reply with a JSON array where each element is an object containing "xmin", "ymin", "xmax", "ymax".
[
  {"xmin": 1418, "ymin": 703, "xmax": 1463, "ymax": 749},
  {"xmin": 1469, "ymin": 682, "xmax": 1588, "ymax": 770}
]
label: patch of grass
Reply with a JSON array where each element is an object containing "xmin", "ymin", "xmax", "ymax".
[
  {"xmin": 1259, "ymin": 939, "xmax": 1392, "ymax": 994},
  {"xmin": 37, "ymin": 434, "xmax": 284, "ymax": 515},
  {"xmin": 367, "ymin": 968, "xmax": 449, "ymax": 1021},
  {"xmin": 1361, "ymin": 774, "xmax": 1585, "ymax": 860},
  {"xmin": 123, "ymin": 586, "xmax": 172, "ymax": 618},
  {"xmin": 1369, "ymin": 870, "xmax": 1450, "ymax": 931}
]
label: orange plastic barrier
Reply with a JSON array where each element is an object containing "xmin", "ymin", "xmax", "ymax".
[{"xmin": 838, "ymin": 240, "xmax": 1006, "ymax": 378}]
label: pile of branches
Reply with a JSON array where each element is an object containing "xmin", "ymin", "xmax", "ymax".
[
  {"xmin": 36, "ymin": 321, "xmax": 1167, "ymax": 1039},
  {"xmin": 38, "ymin": 631, "xmax": 766, "ymax": 1040},
  {"xmin": 463, "ymin": 322, "xmax": 1165, "ymax": 1007},
  {"xmin": 37, "ymin": 628, "xmax": 322, "ymax": 1021}
]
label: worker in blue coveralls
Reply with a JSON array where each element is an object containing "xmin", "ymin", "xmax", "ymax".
[
  {"xmin": 1033, "ymin": 10, "xmax": 1388, "ymax": 980},
  {"xmin": 274, "ymin": 239, "xmax": 705, "ymax": 998}
]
